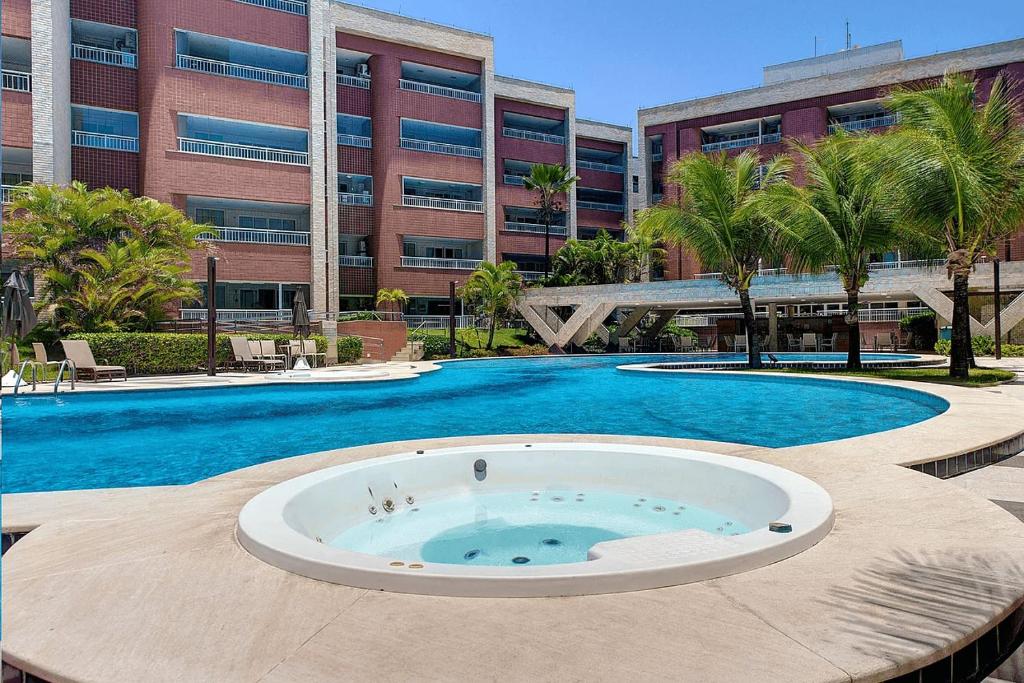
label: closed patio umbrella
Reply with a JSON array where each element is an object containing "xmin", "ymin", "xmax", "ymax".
[
  {"xmin": 291, "ymin": 290, "xmax": 311, "ymax": 370},
  {"xmin": 2, "ymin": 270, "xmax": 37, "ymax": 376}
]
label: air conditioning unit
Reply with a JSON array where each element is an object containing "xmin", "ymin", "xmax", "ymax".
[{"xmin": 355, "ymin": 63, "xmax": 370, "ymax": 79}]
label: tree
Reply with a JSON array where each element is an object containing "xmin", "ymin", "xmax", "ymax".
[
  {"xmin": 636, "ymin": 150, "xmax": 793, "ymax": 369},
  {"xmin": 870, "ymin": 73, "xmax": 1024, "ymax": 378},
  {"xmin": 6, "ymin": 182, "xmax": 207, "ymax": 333},
  {"xmin": 458, "ymin": 261, "xmax": 523, "ymax": 349},
  {"xmin": 758, "ymin": 133, "xmax": 901, "ymax": 369},
  {"xmin": 546, "ymin": 231, "xmax": 630, "ymax": 286},
  {"xmin": 522, "ymin": 163, "xmax": 580, "ymax": 277},
  {"xmin": 375, "ymin": 288, "xmax": 408, "ymax": 319},
  {"xmin": 624, "ymin": 219, "xmax": 667, "ymax": 282}
]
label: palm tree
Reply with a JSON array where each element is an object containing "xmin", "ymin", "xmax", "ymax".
[
  {"xmin": 374, "ymin": 288, "xmax": 408, "ymax": 319},
  {"xmin": 870, "ymin": 73, "xmax": 1024, "ymax": 378},
  {"xmin": 458, "ymin": 261, "xmax": 523, "ymax": 349},
  {"xmin": 624, "ymin": 219, "xmax": 667, "ymax": 282},
  {"xmin": 522, "ymin": 163, "xmax": 580, "ymax": 277},
  {"xmin": 758, "ymin": 133, "xmax": 901, "ymax": 369},
  {"xmin": 636, "ymin": 150, "xmax": 792, "ymax": 369}
]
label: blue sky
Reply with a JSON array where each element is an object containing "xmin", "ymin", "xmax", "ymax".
[{"xmin": 347, "ymin": 0, "xmax": 1024, "ymax": 129}]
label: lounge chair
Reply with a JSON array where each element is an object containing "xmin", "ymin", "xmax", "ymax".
[
  {"xmin": 229, "ymin": 337, "xmax": 284, "ymax": 372},
  {"xmin": 785, "ymin": 334, "xmax": 801, "ymax": 351},
  {"xmin": 801, "ymin": 332, "xmax": 818, "ymax": 352},
  {"xmin": 818, "ymin": 333, "xmax": 838, "ymax": 352},
  {"xmin": 60, "ymin": 340, "xmax": 127, "ymax": 382},
  {"xmin": 678, "ymin": 336, "xmax": 695, "ymax": 352},
  {"xmin": 258, "ymin": 340, "xmax": 286, "ymax": 365},
  {"xmin": 873, "ymin": 332, "xmax": 896, "ymax": 352},
  {"xmin": 302, "ymin": 340, "xmax": 327, "ymax": 367}
]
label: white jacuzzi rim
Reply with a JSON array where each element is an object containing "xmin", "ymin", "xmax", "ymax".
[{"xmin": 237, "ymin": 442, "xmax": 835, "ymax": 597}]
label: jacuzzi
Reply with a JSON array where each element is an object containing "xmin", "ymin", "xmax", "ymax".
[{"xmin": 237, "ymin": 442, "xmax": 834, "ymax": 597}]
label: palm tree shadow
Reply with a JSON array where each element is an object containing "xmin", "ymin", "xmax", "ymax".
[{"xmin": 818, "ymin": 548, "xmax": 1024, "ymax": 674}]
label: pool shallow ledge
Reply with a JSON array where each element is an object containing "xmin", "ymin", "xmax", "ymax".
[{"xmin": 236, "ymin": 442, "xmax": 835, "ymax": 598}]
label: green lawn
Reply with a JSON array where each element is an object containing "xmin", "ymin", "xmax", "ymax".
[
  {"xmin": 752, "ymin": 366, "xmax": 1016, "ymax": 388},
  {"xmin": 419, "ymin": 327, "xmax": 533, "ymax": 349}
]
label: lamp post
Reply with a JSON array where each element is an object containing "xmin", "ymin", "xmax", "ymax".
[
  {"xmin": 993, "ymin": 258, "xmax": 1002, "ymax": 360},
  {"xmin": 206, "ymin": 256, "xmax": 218, "ymax": 376},
  {"xmin": 449, "ymin": 280, "xmax": 457, "ymax": 358}
]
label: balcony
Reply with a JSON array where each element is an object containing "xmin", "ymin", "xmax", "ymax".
[
  {"xmin": 577, "ymin": 200, "xmax": 624, "ymax": 212},
  {"xmin": 504, "ymin": 222, "xmax": 567, "ymax": 237},
  {"xmin": 339, "ymin": 192, "xmax": 372, "ymax": 207},
  {"xmin": 577, "ymin": 159, "xmax": 624, "ymax": 173},
  {"xmin": 502, "ymin": 127, "xmax": 565, "ymax": 145},
  {"xmin": 2, "ymin": 70, "xmax": 31, "ymax": 92},
  {"xmin": 399, "ymin": 79, "xmax": 481, "ymax": 103},
  {"xmin": 337, "ymin": 73, "xmax": 370, "ymax": 89},
  {"xmin": 72, "ymin": 130, "xmax": 139, "ymax": 152},
  {"xmin": 72, "ymin": 44, "xmax": 137, "ymax": 68},
  {"xmin": 176, "ymin": 54, "xmax": 306, "ymax": 89},
  {"xmin": 577, "ymin": 187, "xmax": 624, "ymax": 213},
  {"xmin": 402, "ymin": 195, "xmax": 483, "ymax": 213},
  {"xmin": 400, "ymin": 138, "xmax": 481, "ymax": 159},
  {"xmin": 337, "ymin": 133, "xmax": 371, "ymax": 148},
  {"xmin": 235, "ymin": 0, "xmax": 308, "ymax": 15},
  {"xmin": 517, "ymin": 271, "xmax": 545, "ymax": 281},
  {"xmin": 198, "ymin": 227, "xmax": 310, "ymax": 246},
  {"xmin": 401, "ymin": 256, "xmax": 482, "ymax": 270},
  {"xmin": 337, "ymin": 113, "xmax": 371, "ymax": 148},
  {"xmin": 702, "ymin": 135, "xmax": 759, "ymax": 153},
  {"xmin": 339, "ymin": 255, "xmax": 373, "ymax": 268},
  {"xmin": 828, "ymin": 113, "xmax": 901, "ymax": 134},
  {"xmin": 178, "ymin": 138, "xmax": 306, "ymax": 165}
]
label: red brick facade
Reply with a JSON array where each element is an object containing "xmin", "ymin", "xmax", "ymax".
[{"xmin": 1, "ymin": 92, "xmax": 33, "ymax": 149}]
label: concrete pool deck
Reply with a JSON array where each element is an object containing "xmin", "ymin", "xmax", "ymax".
[{"xmin": 3, "ymin": 372, "xmax": 1024, "ymax": 681}]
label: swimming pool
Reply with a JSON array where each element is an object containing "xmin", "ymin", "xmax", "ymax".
[{"xmin": 1, "ymin": 354, "xmax": 948, "ymax": 493}]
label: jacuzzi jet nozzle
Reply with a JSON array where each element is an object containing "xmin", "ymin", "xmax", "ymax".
[{"xmin": 474, "ymin": 459, "xmax": 487, "ymax": 481}]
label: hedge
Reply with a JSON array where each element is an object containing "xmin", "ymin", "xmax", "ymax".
[
  {"xmin": 65, "ymin": 332, "xmax": 363, "ymax": 374},
  {"xmin": 933, "ymin": 336, "xmax": 1024, "ymax": 357},
  {"xmin": 409, "ymin": 331, "xmax": 451, "ymax": 360}
]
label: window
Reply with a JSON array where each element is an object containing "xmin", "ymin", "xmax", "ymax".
[
  {"xmin": 403, "ymin": 242, "xmax": 417, "ymax": 257},
  {"xmin": 427, "ymin": 246, "xmax": 463, "ymax": 259},
  {"xmin": 71, "ymin": 106, "xmax": 139, "ymax": 137},
  {"xmin": 238, "ymin": 215, "xmax": 297, "ymax": 231},
  {"xmin": 632, "ymin": 175, "xmax": 639, "ymax": 193},
  {"xmin": 194, "ymin": 208, "xmax": 225, "ymax": 225}
]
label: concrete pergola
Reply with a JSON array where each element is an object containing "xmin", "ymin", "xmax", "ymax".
[{"xmin": 516, "ymin": 261, "xmax": 1024, "ymax": 351}]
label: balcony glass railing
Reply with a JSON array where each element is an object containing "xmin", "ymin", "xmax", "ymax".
[
  {"xmin": 828, "ymin": 113, "xmax": 901, "ymax": 134},
  {"xmin": 181, "ymin": 308, "xmax": 293, "ymax": 321},
  {"xmin": 336, "ymin": 73, "xmax": 370, "ymax": 89},
  {"xmin": 502, "ymin": 127, "xmax": 565, "ymax": 145},
  {"xmin": 402, "ymin": 195, "xmax": 483, "ymax": 213},
  {"xmin": 72, "ymin": 130, "xmax": 139, "ymax": 152},
  {"xmin": 503, "ymin": 222, "xmax": 567, "ymax": 237},
  {"xmin": 198, "ymin": 227, "xmax": 310, "ymax": 246},
  {"xmin": 517, "ymin": 271, "xmax": 545, "ymax": 281},
  {"xmin": 503, "ymin": 174, "xmax": 526, "ymax": 186},
  {"xmin": 338, "ymin": 192, "xmax": 372, "ymax": 206},
  {"xmin": 398, "ymin": 79, "xmax": 481, "ymax": 103},
  {"xmin": 577, "ymin": 200, "xmax": 624, "ymax": 212},
  {"xmin": 2, "ymin": 70, "xmax": 31, "ymax": 92},
  {"xmin": 176, "ymin": 54, "xmax": 306, "ymax": 89},
  {"xmin": 337, "ymin": 133, "xmax": 371, "ymax": 148},
  {"xmin": 339, "ymin": 255, "xmax": 373, "ymax": 268},
  {"xmin": 178, "ymin": 137, "xmax": 308, "ymax": 165},
  {"xmin": 577, "ymin": 160, "xmax": 624, "ymax": 173},
  {"xmin": 400, "ymin": 256, "xmax": 482, "ymax": 270},
  {"xmin": 235, "ymin": 0, "xmax": 308, "ymax": 15},
  {"xmin": 400, "ymin": 137, "xmax": 482, "ymax": 159},
  {"xmin": 702, "ymin": 135, "xmax": 760, "ymax": 153},
  {"xmin": 71, "ymin": 44, "xmax": 136, "ymax": 68}
]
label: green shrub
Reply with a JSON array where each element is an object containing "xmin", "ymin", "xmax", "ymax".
[
  {"xmin": 933, "ymin": 339, "xmax": 951, "ymax": 356},
  {"xmin": 336, "ymin": 336, "xmax": 363, "ymax": 363},
  {"xmin": 933, "ymin": 336, "xmax": 1023, "ymax": 357},
  {"xmin": 972, "ymin": 335, "xmax": 995, "ymax": 357},
  {"xmin": 464, "ymin": 348, "xmax": 497, "ymax": 358},
  {"xmin": 505, "ymin": 344, "xmax": 550, "ymax": 356},
  {"xmin": 899, "ymin": 312, "xmax": 937, "ymax": 350},
  {"xmin": 1003, "ymin": 344, "xmax": 1024, "ymax": 357},
  {"xmin": 658, "ymin": 322, "xmax": 697, "ymax": 339},
  {"xmin": 409, "ymin": 331, "xmax": 452, "ymax": 360},
  {"xmin": 338, "ymin": 311, "xmax": 375, "ymax": 321},
  {"xmin": 67, "ymin": 332, "xmax": 328, "ymax": 374}
]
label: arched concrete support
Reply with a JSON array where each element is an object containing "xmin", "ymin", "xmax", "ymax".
[
  {"xmin": 517, "ymin": 301, "xmax": 616, "ymax": 350},
  {"xmin": 911, "ymin": 286, "xmax": 1024, "ymax": 337},
  {"xmin": 639, "ymin": 310, "xmax": 678, "ymax": 341}
]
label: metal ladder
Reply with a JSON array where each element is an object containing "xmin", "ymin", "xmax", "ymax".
[{"xmin": 11, "ymin": 359, "xmax": 76, "ymax": 394}]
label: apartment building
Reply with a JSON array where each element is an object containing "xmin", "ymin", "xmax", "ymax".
[{"xmin": 1, "ymin": 0, "xmax": 633, "ymax": 321}]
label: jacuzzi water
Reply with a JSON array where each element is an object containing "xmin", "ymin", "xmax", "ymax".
[{"xmin": 333, "ymin": 489, "xmax": 749, "ymax": 566}]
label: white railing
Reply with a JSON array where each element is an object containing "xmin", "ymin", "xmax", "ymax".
[
  {"xmin": 692, "ymin": 259, "xmax": 948, "ymax": 281},
  {"xmin": 71, "ymin": 44, "xmax": 137, "ymax": 68},
  {"xmin": 338, "ymin": 192, "xmax": 372, "ymax": 206},
  {"xmin": 503, "ymin": 222, "xmax": 567, "ymax": 237},
  {"xmin": 72, "ymin": 130, "xmax": 139, "ymax": 152},
  {"xmin": 339, "ymin": 255, "xmax": 373, "ymax": 268},
  {"xmin": 517, "ymin": 271, "xmax": 545, "ymax": 281},
  {"xmin": 399, "ymin": 79, "xmax": 481, "ymax": 103},
  {"xmin": 178, "ymin": 137, "xmax": 308, "ymax": 165},
  {"xmin": 577, "ymin": 200, "xmax": 624, "ymax": 212},
  {"xmin": 400, "ymin": 137, "xmax": 482, "ymax": 159},
  {"xmin": 337, "ymin": 133, "xmax": 371, "ymax": 148},
  {"xmin": 577, "ymin": 160, "xmax": 625, "ymax": 173},
  {"xmin": 180, "ymin": 308, "xmax": 292, "ymax": 321},
  {"xmin": 401, "ymin": 256, "xmax": 482, "ymax": 270},
  {"xmin": 176, "ymin": 53, "xmax": 307, "ymax": 89},
  {"xmin": 502, "ymin": 127, "xmax": 565, "ymax": 145},
  {"xmin": 2, "ymin": 185, "xmax": 21, "ymax": 203},
  {"xmin": 828, "ymin": 113, "xmax": 900, "ymax": 134},
  {"xmin": 2, "ymin": 70, "xmax": 31, "ymax": 92},
  {"xmin": 235, "ymin": 0, "xmax": 308, "ymax": 15},
  {"xmin": 404, "ymin": 314, "xmax": 476, "ymax": 329},
  {"xmin": 402, "ymin": 195, "xmax": 483, "ymax": 213},
  {"xmin": 702, "ymin": 134, "xmax": 761, "ymax": 153},
  {"xmin": 761, "ymin": 132, "xmax": 781, "ymax": 144},
  {"xmin": 336, "ymin": 73, "xmax": 370, "ymax": 89},
  {"xmin": 858, "ymin": 307, "xmax": 931, "ymax": 322},
  {"xmin": 503, "ymin": 174, "xmax": 526, "ymax": 186},
  {"xmin": 197, "ymin": 227, "xmax": 310, "ymax": 246}
]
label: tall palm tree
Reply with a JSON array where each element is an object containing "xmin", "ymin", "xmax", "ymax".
[
  {"xmin": 759, "ymin": 133, "xmax": 901, "ymax": 369},
  {"xmin": 375, "ymin": 288, "xmax": 408, "ymax": 319},
  {"xmin": 523, "ymin": 163, "xmax": 580, "ymax": 277},
  {"xmin": 624, "ymin": 219, "xmax": 667, "ymax": 282},
  {"xmin": 870, "ymin": 73, "xmax": 1024, "ymax": 379},
  {"xmin": 458, "ymin": 261, "xmax": 523, "ymax": 349},
  {"xmin": 637, "ymin": 150, "xmax": 792, "ymax": 369}
]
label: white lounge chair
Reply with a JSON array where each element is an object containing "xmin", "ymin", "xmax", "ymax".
[
  {"xmin": 229, "ymin": 337, "xmax": 284, "ymax": 372},
  {"xmin": 818, "ymin": 333, "xmax": 838, "ymax": 352},
  {"xmin": 60, "ymin": 340, "xmax": 126, "ymax": 382},
  {"xmin": 801, "ymin": 333, "xmax": 818, "ymax": 352},
  {"xmin": 301, "ymin": 340, "xmax": 326, "ymax": 367}
]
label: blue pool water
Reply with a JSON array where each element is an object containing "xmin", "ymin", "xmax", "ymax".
[
  {"xmin": 1, "ymin": 354, "xmax": 947, "ymax": 493},
  {"xmin": 332, "ymin": 489, "xmax": 748, "ymax": 566}
]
